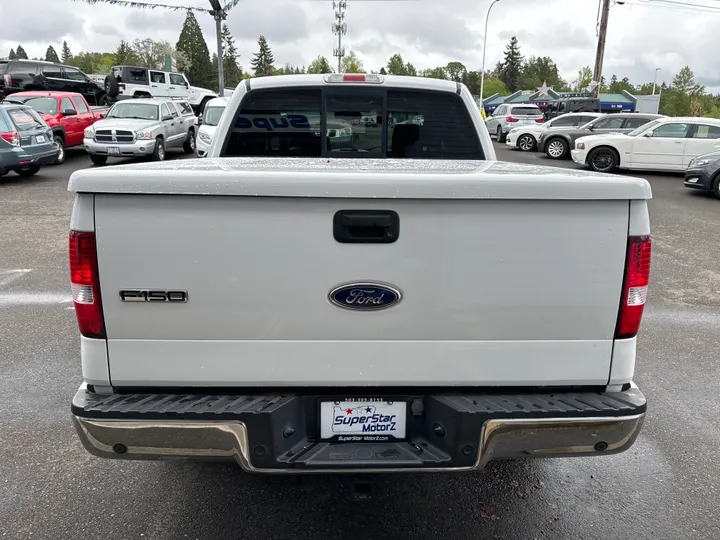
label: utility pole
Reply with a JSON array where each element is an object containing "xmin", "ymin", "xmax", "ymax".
[
  {"xmin": 332, "ymin": 0, "xmax": 347, "ymax": 73},
  {"xmin": 592, "ymin": 0, "xmax": 610, "ymax": 99},
  {"xmin": 209, "ymin": 0, "xmax": 226, "ymax": 97}
]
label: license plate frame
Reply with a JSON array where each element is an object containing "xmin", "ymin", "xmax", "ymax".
[
  {"xmin": 35, "ymin": 135, "xmax": 46, "ymax": 144},
  {"xmin": 319, "ymin": 398, "xmax": 408, "ymax": 442},
  {"xmin": 107, "ymin": 147, "xmax": 121, "ymax": 154}
]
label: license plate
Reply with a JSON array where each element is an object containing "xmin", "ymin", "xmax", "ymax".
[
  {"xmin": 35, "ymin": 135, "xmax": 46, "ymax": 144},
  {"xmin": 521, "ymin": 119, "xmax": 532, "ymax": 124},
  {"xmin": 319, "ymin": 399, "xmax": 407, "ymax": 441},
  {"xmin": 107, "ymin": 147, "xmax": 121, "ymax": 154}
]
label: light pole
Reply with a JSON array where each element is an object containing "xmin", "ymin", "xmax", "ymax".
[
  {"xmin": 479, "ymin": 0, "xmax": 501, "ymax": 114},
  {"xmin": 209, "ymin": 0, "xmax": 226, "ymax": 97},
  {"xmin": 652, "ymin": 68, "xmax": 661, "ymax": 95}
]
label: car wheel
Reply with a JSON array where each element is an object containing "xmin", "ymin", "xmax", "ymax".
[
  {"xmin": 545, "ymin": 138, "xmax": 568, "ymax": 159},
  {"xmin": 517, "ymin": 134, "xmax": 536, "ymax": 152},
  {"xmin": 90, "ymin": 154, "xmax": 107, "ymax": 166},
  {"xmin": 17, "ymin": 166, "xmax": 40, "ymax": 177},
  {"xmin": 53, "ymin": 136, "xmax": 66, "ymax": 165},
  {"xmin": 496, "ymin": 126, "xmax": 506, "ymax": 143},
  {"xmin": 587, "ymin": 147, "xmax": 619, "ymax": 173},
  {"xmin": 712, "ymin": 174, "xmax": 720, "ymax": 200},
  {"xmin": 183, "ymin": 129, "xmax": 196, "ymax": 154},
  {"xmin": 152, "ymin": 137, "xmax": 165, "ymax": 161}
]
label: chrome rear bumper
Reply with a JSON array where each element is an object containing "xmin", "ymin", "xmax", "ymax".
[{"xmin": 72, "ymin": 386, "xmax": 646, "ymax": 474}]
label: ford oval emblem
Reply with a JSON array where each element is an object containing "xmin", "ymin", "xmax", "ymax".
[{"xmin": 329, "ymin": 282, "xmax": 402, "ymax": 311}]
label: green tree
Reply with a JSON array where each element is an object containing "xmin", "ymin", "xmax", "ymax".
[
  {"xmin": 210, "ymin": 52, "xmax": 219, "ymax": 91},
  {"xmin": 519, "ymin": 56, "xmax": 562, "ymax": 91},
  {"xmin": 661, "ymin": 66, "xmax": 705, "ymax": 117},
  {"xmin": 609, "ymin": 75, "xmax": 634, "ymax": 94},
  {"xmin": 386, "ymin": 53, "xmax": 416, "ymax": 76},
  {"xmin": 176, "ymin": 12, "xmax": 212, "ymax": 86},
  {"xmin": 221, "ymin": 24, "xmax": 243, "ymax": 88},
  {"xmin": 422, "ymin": 67, "xmax": 447, "ymax": 79},
  {"xmin": 498, "ymin": 37, "xmax": 523, "ymax": 92},
  {"xmin": 250, "ymin": 35, "xmax": 275, "ymax": 77},
  {"xmin": 15, "ymin": 45, "xmax": 28, "ymax": 59},
  {"xmin": 67, "ymin": 52, "xmax": 115, "ymax": 74},
  {"xmin": 341, "ymin": 50, "xmax": 365, "ymax": 73},
  {"xmin": 465, "ymin": 71, "xmax": 482, "ymax": 95},
  {"xmin": 445, "ymin": 61, "xmax": 467, "ymax": 83},
  {"xmin": 572, "ymin": 65, "xmax": 593, "ymax": 92},
  {"xmin": 379, "ymin": 67, "xmax": 387, "ymax": 75},
  {"xmin": 482, "ymin": 78, "xmax": 509, "ymax": 98},
  {"xmin": 113, "ymin": 40, "xmax": 137, "ymax": 66},
  {"xmin": 132, "ymin": 38, "xmax": 164, "ymax": 69},
  {"xmin": 45, "ymin": 45, "xmax": 60, "ymax": 63},
  {"xmin": 308, "ymin": 55, "xmax": 333, "ymax": 74},
  {"xmin": 8, "ymin": 48, "xmax": 17, "ymax": 60},
  {"xmin": 61, "ymin": 41, "xmax": 72, "ymax": 63}
]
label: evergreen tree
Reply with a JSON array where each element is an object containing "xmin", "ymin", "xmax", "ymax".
[
  {"xmin": 8, "ymin": 48, "xmax": 17, "ymax": 60},
  {"xmin": 307, "ymin": 55, "xmax": 333, "ymax": 74},
  {"xmin": 498, "ymin": 37, "xmax": 523, "ymax": 92},
  {"xmin": 15, "ymin": 45, "xmax": 28, "ymax": 59},
  {"xmin": 250, "ymin": 35, "xmax": 275, "ymax": 77},
  {"xmin": 176, "ymin": 12, "xmax": 212, "ymax": 87},
  {"xmin": 221, "ymin": 24, "xmax": 243, "ymax": 88},
  {"xmin": 61, "ymin": 41, "xmax": 72, "ymax": 63},
  {"xmin": 113, "ymin": 40, "xmax": 136, "ymax": 66},
  {"xmin": 45, "ymin": 45, "xmax": 60, "ymax": 63},
  {"xmin": 379, "ymin": 67, "xmax": 387, "ymax": 75},
  {"xmin": 340, "ymin": 50, "xmax": 364, "ymax": 73}
]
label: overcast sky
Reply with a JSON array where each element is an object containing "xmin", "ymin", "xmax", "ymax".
[{"xmin": 1, "ymin": 0, "xmax": 719, "ymax": 92}]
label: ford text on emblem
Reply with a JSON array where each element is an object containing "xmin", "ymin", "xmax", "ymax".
[{"xmin": 328, "ymin": 282, "xmax": 401, "ymax": 311}]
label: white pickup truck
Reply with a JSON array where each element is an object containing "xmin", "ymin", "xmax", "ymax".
[{"xmin": 69, "ymin": 74, "xmax": 651, "ymax": 474}]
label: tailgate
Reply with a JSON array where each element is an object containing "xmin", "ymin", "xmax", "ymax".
[{"xmin": 82, "ymin": 159, "xmax": 647, "ymax": 387}]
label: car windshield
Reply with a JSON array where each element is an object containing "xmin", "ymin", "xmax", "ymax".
[
  {"xmin": 4, "ymin": 97, "xmax": 57, "ymax": 115},
  {"xmin": 203, "ymin": 106, "xmax": 225, "ymax": 126},
  {"xmin": 627, "ymin": 119, "xmax": 661, "ymax": 137},
  {"xmin": 107, "ymin": 103, "xmax": 158, "ymax": 120}
]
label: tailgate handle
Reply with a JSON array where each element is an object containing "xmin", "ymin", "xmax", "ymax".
[{"xmin": 334, "ymin": 210, "xmax": 399, "ymax": 244}]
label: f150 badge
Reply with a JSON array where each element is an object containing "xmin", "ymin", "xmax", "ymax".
[
  {"xmin": 119, "ymin": 290, "xmax": 188, "ymax": 302},
  {"xmin": 328, "ymin": 282, "xmax": 401, "ymax": 311}
]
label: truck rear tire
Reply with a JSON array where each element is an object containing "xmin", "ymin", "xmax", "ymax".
[
  {"xmin": 53, "ymin": 135, "xmax": 66, "ymax": 165},
  {"xmin": 90, "ymin": 155, "xmax": 107, "ymax": 166},
  {"xmin": 152, "ymin": 137, "xmax": 165, "ymax": 161},
  {"xmin": 183, "ymin": 129, "xmax": 196, "ymax": 154}
]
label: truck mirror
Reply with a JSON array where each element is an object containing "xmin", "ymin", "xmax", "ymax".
[{"xmin": 63, "ymin": 109, "xmax": 77, "ymax": 116}]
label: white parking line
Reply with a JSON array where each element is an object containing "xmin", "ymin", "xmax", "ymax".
[
  {"xmin": 0, "ymin": 269, "xmax": 33, "ymax": 288},
  {"xmin": 0, "ymin": 293, "xmax": 72, "ymax": 307}
]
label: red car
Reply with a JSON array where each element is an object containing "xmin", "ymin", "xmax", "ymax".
[{"xmin": 2, "ymin": 91, "xmax": 109, "ymax": 164}]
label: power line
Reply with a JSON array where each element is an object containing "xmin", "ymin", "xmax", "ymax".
[{"xmin": 634, "ymin": 0, "xmax": 720, "ymax": 13}]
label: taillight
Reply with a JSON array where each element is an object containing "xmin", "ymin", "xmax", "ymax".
[
  {"xmin": 506, "ymin": 116, "xmax": 519, "ymax": 123},
  {"xmin": 3, "ymin": 73, "xmax": 11, "ymax": 87},
  {"xmin": 324, "ymin": 73, "xmax": 383, "ymax": 84},
  {"xmin": 535, "ymin": 118, "xmax": 545, "ymax": 123},
  {"xmin": 69, "ymin": 231, "xmax": 105, "ymax": 338},
  {"xmin": 615, "ymin": 236, "xmax": 651, "ymax": 339},
  {"xmin": 0, "ymin": 131, "xmax": 19, "ymax": 146},
  {"xmin": 119, "ymin": 83, "xmax": 126, "ymax": 90}
]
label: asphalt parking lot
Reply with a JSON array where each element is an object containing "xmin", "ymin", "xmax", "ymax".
[{"xmin": 1, "ymin": 143, "xmax": 719, "ymax": 540}]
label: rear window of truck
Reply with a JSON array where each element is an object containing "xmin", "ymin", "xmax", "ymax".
[{"xmin": 221, "ymin": 87, "xmax": 484, "ymax": 160}]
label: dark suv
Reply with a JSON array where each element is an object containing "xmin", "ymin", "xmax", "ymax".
[
  {"xmin": 0, "ymin": 60, "xmax": 107, "ymax": 106},
  {"xmin": 544, "ymin": 97, "xmax": 601, "ymax": 120}
]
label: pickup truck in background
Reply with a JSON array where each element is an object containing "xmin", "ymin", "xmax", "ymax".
[
  {"xmin": 69, "ymin": 74, "xmax": 651, "ymax": 476},
  {"xmin": 3, "ymin": 91, "xmax": 109, "ymax": 165}
]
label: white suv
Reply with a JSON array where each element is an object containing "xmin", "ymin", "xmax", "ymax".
[
  {"xmin": 108, "ymin": 65, "xmax": 217, "ymax": 115},
  {"xmin": 485, "ymin": 104, "xmax": 544, "ymax": 143}
]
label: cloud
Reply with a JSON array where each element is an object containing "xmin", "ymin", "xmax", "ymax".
[{"xmin": 1, "ymin": 0, "xmax": 717, "ymax": 92}]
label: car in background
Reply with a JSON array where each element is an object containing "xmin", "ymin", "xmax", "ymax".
[
  {"xmin": 485, "ymin": 103, "xmax": 544, "ymax": 143},
  {"xmin": 107, "ymin": 65, "xmax": 217, "ymax": 115},
  {"xmin": 0, "ymin": 60, "xmax": 107, "ymax": 105},
  {"xmin": 0, "ymin": 103, "xmax": 59, "ymax": 179},
  {"xmin": 506, "ymin": 112, "xmax": 603, "ymax": 152},
  {"xmin": 684, "ymin": 151, "xmax": 720, "ymax": 199},
  {"xmin": 196, "ymin": 96, "xmax": 229, "ymax": 157},
  {"xmin": 544, "ymin": 97, "xmax": 601, "ymax": 120},
  {"xmin": 571, "ymin": 117, "xmax": 720, "ymax": 173},
  {"xmin": 539, "ymin": 113, "xmax": 664, "ymax": 160},
  {"xmin": 3, "ymin": 91, "xmax": 109, "ymax": 164},
  {"xmin": 83, "ymin": 98, "xmax": 197, "ymax": 165}
]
